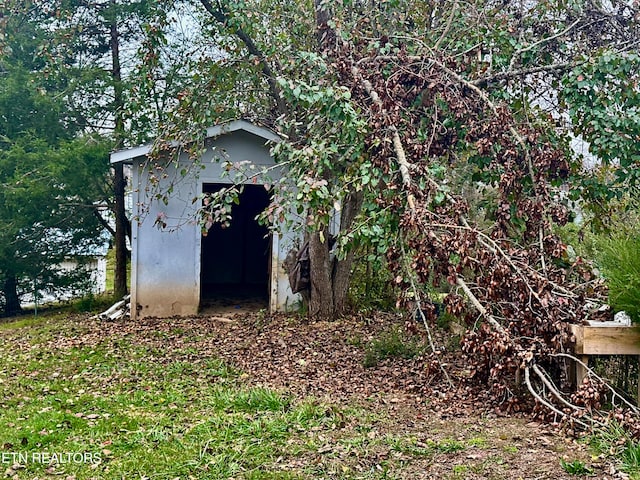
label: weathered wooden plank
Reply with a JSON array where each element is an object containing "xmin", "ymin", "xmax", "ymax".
[
  {"xmin": 570, "ymin": 325, "xmax": 640, "ymax": 355},
  {"xmin": 570, "ymin": 324, "xmax": 585, "ymax": 354},
  {"xmin": 570, "ymin": 325, "xmax": 640, "ymax": 401}
]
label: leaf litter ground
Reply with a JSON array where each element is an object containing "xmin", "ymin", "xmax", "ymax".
[{"xmin": 0, "ymin": 310, "xmax": 624, "ymax": 479}]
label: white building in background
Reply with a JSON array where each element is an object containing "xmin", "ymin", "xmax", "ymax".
[{"xmin": 20, "ymin": 235, "xmax": 109, "ymax": 309}]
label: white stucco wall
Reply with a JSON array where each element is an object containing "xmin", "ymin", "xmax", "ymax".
[{"xmin": 125, "ymin": 125, "xmax": 300, "ymax": 319}]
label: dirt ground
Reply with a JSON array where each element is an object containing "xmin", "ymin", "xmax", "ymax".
[
  {"xmin": 46, "ymin": 310, "xmax": 630, "ymax": 479},
  {"xmin": 189, "ymin": 312, "xmax": 615, "ymax": 479}
]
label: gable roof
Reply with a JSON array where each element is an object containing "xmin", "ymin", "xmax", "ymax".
[{"xmin": 110, "ymin": 119, "xmax": 281, "ymax": 164}]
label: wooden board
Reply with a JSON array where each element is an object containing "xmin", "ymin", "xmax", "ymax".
[{"xmin": 570, "ymin": 324, "xmax": 640, "ymax": 355}]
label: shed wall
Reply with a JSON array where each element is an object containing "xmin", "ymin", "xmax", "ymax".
[{"xmin": 129, "ymin": 130, "xmax": 300, "ymax": 318}]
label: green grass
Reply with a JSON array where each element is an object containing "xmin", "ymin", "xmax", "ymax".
[
  {"xmin": 560, "ymin": 458, "xmax": 594, "ymax": 476},
  {"xmin": 0, "ymin": 314, "xmax": 421, "ymax": 479},
  {"xmin": 587, "ymin": 423, "xmax": 640, "ymax": 479},
  {"xmin": 0, "ymin": 321, "xmax": 309, "ymax": 478},
  {"xmin": 0, "ymin": 312, "xmax": 617, "ymax": 480},
  {"xmin": 621, "ymin": 442, "xmax": 640, "ymax": 475}
]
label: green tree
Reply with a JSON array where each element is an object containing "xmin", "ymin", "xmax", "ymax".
[
  {"xmin": 30, "ymin": 0, "xmax": 174, "ymax": 298},
  {"xmin": 0, "ymin": 9, "xmax": 111, "ymax": 316},
  {"xmin": 126, "ymin": 0, "xmax": 640, "ymax": 327},
  {"xmin": 561, "ymin": 51, "xmax": 640, "ymax": 226}
]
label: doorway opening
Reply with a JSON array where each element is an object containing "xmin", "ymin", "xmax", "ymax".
[{"xmin": 200, "ymin": 183, "xmax": 271, "ymax": 313}]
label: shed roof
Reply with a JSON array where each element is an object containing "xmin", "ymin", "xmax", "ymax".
[{"xmin": 110, "ymin": 119, "xmax": 281, "ymax": 164}]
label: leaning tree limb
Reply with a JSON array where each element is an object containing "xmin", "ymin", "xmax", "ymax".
[
  {"xmin": 552, "ymin": 353, "xmax": 640, "ymax": 414},
  {"xmin": 430, "ymin": 58, "xmax": 538, "ymax": 188},
  {"xmin": 199, "ymin": 0, "xmax": 287, "ymax": 116},
  {"xmin": 524, "ymin": 365, "xmax": 592, "ymax": 430},
  {"xmin": 530, "ymin": 363, "xmax": 587, "ymax": 415},
  {"xmin": 350, "ymin": 46, "xmax": 524, "ymax": 340},
  {"xmin": 327, "ymin": 15, "xmax": 635, "ymax": 434}
]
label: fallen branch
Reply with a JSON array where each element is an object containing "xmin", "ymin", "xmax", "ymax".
[
  {"xmin": 524, "ymin": 366, "xmax": 592, "ymax": 430},
  {"xmin": 334, "ymin": 19, "xmax": 625, "ymax": 434},
  {"xmin": 552, "ymin": 352, "xmax": 640, "ymax": 414},
  {"xmin": 531, "ymin": 363, "xmax": 587, "ymax": 414},
  {"xmin": 455, "ymin": 276, "xmax": 505, "ymax": 334},
  {"xmin": 211, "ymin": 316, "xmax": 235, "ymax": 323},
  {"xmin": 432, "ymin": 58, "xmax": 538, "ymax": 187}
]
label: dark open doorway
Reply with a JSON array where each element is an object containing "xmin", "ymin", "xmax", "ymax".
[{"xmin": 200, "ymin": 184, "xmax": 271, "ymax": 311}]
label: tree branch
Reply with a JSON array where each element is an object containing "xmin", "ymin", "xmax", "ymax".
[
  {"xmin": 350, "ymin": 65, "xmax": 416, "ymax": 210},
  {"xmin": 198, "ymin": 0, "xmax": 287, "ymax": 116},
  {"xmin": 524, "ymin": 366, "xmax": 591, "ymax": 430},
  {"xmin": 455, "ymin": 276, "xmax": 506, "ymax": 334},
  {"xmin": 471, "ymin": 61, "xmax": 578, "ymax": 87}
]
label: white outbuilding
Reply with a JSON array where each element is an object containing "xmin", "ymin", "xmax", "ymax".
[{"xmin": 110, "ymin": 120, "xmax": 300, "ymax": 319}]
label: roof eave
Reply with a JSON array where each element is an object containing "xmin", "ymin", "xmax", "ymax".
[
  {"xmin": 110, "ymin": 119, "xmax": 281, "ymax": 165},
  {"xmin": 110, "ymin": 144, "xmax": 151, "ymax": 164}
]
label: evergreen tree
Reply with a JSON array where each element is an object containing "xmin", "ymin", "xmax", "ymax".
[{"xmin": 0, "ymin": 9, "xmax": 110, "ymax": 316}]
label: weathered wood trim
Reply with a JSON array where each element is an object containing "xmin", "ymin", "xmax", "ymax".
[
  {"xmin": 570, "ymin": 324, "xmax": 640, "ymax": 403},
  {"xmin": 270, "ymin": 233, "xmax": 279, "ymax": 313},
  {"xmin": 571, "ymin": 324, "xmax": 640, "ymax": 355}
]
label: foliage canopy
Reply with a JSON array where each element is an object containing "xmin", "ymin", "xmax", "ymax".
[{"xmin": 0, "ymin": 9, "xmax": 111, "ymax": 316}]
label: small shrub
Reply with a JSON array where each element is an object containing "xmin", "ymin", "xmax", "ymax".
[
  {"xmin": 74, "ymin": 293, "xmax": 97, "ymax": 312},
  {"xmin": 597, "ymin": 234, "xmax": 640, "ymax": 323},
  {"xmin": 363, "ymin": 327, "xmax": 424, "ymax": 367},
  {"xmin": 560, "ymin": 459, "xmax": 593, "ymax": 476}
]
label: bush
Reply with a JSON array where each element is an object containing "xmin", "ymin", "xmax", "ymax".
[
  {"xmin": 559, "ymin": 195, "xmax": 640, "ymax": 324},
  {"xmin": 348, "ymin": 252, "xmax": 396, "ymax": 313},
  {"xmin": 597, "ymin": 233, "xmax": 640, "ymax": 322},
  {"xmin": 363, "ymin": 326, "xmax": 425, "ymax": 367}
]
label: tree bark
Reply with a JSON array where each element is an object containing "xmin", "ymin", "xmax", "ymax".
[
  {"xmin": 113, "ymin": 163, "xmax": 128, "ymax": 298},
  {"xmin": 3, "ymin": 274, "xmax": 21, "ymax": 317},
  {"xmin": 307, "ymin": 190, "xmax": 363, "ymax": 320},
  {"xmin": 110, "ymin": 0, "xmax": 128, "ymax": 298},
  {"xmin": 308, "ymin": 228, "xmax": 334, "ymax": 319},
  {"xmin": 331, "ymin": 190, "xmax": 363, "ymax": 315}
]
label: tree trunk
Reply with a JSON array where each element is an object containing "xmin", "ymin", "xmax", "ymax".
[
  {"xmin": 307, "ymin": 190, "xmax": 363, "ymax": 320},
  {"xmin": 110, "ymin": 0, "xmax": 128, "ymax": 298},
  {"xmin": 331, "ymin": 190, "xmax": 363, "ymax": 314},
  {"xmin": 301, "ymin": 0, "xmax": 362, "ymax": 321},
  {"xmin": 3, "ymin": 274, "xmax": 22, "ymax": 317},
  {"xmin": 308, "ymin": 229, "xmax": 334, "ymax": 319}
]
